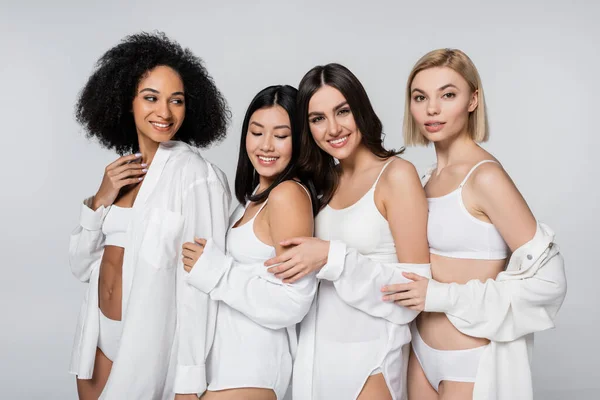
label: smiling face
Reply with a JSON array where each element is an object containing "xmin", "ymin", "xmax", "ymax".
[
  {"xmin": 307, "ymin": 85, "xmax": 361, "ymax": 160},
  {"xmin": 409, "ymin": 66, "xmax": 478, "ymax": 144},
  {"xmin": 245, "ymin": 105, "xmax": 293, "ymax": 184},
  {"xmin": 131, "ymin": 65, "xmax": 185, "ymax": 144}
]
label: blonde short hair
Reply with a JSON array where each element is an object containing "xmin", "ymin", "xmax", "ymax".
[{"xmin": 403, "ymin": 49, "xmax": 489, "ymax": 146}]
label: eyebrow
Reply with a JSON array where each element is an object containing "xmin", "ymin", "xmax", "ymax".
[
  {"xmin": 411, "ymin": 84, "xmax": 459, "ymax": 94},
  {"xmin": 139, "ymin": 88, "xmax": 185, "ymax": 96},
  {"xmin": 308, "ymin": 101, "xmax": 349, "ymax": 117},
  {"xmin": 250, "ymin": 121, "xmax": 291, "ymax": 130}
]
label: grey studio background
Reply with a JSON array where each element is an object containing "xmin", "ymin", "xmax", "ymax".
[{"xmin": 1, "ymin": 0, "xmax": 598, "ymax": 399}]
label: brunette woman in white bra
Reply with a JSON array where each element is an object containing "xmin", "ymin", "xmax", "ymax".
[
  {"xmin": 381, "ymin": 49, "xmax": 567, "ymax": 400},
  {"xmin": 264, "ymin": 64, "xmax": 431, "ymax": 400},
  {"xmin": 181, "ymin": 85, "xmax": 318, "ymax": 400}
]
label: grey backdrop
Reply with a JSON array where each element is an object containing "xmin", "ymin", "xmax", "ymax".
[{"xmin": 1, "ymin": 0, "xmax": 598, "ymax": 398}]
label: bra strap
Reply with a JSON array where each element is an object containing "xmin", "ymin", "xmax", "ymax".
[
  {"xmin": 459, "ymin": 160, "xmax": 499, "ymax": 187},
  {"xmin": 291, "ymin": 180, "xmax": 313, "ymax": 208},
  {"xmin": 372, "ymin": 158, "xmax": 396, "ymax": 188}
]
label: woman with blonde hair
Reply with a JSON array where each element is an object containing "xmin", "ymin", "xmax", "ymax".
[{"xmin": 381, "ymin": 48, "xmax": 567, "ymax": 399}]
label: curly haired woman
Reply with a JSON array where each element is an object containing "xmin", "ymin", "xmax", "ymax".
[{"xmin": 68, "ymin": 32, "xmax": 231, "ymax": 400}]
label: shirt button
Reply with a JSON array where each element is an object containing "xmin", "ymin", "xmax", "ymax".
[{"xmin": 527, "ymin": 254, "xmax": 533, "ymax": 260}]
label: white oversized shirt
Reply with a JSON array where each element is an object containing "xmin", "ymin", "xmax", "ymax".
[
  {"xmin": 424, "ymin": 222, "xmax": 567, "ymax": 400},
  {"xmin": 187, "ymin": 201, "xmax": 317, "ymax": 399},
  {"xmin": 68, "ymin": 141, "xmax": 230, "ymax": 399}
]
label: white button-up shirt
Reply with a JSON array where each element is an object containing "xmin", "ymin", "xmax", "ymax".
[
  {"xmin": 68, "ymin": 141, "xmax": 230, "ymax": 399},
  {"xmin": 424, "ymin": 222, "xmax": 567, "ymax": 400}
]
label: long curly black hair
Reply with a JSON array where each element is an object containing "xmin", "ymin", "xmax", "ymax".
[{"xmin": 75, "ymin": 31, "xmax": 230, "ymax": 154}]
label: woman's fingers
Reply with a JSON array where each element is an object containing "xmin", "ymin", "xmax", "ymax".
[
  {"xmin": 264, "ymin": 250, "xmax": 294, "ymax": 267},
  {"xmin": 381, "ymin": 282, "xmax": 412, "ymax": 293},
  {"xmin": 275, "ymin": 264, "xmax": 305, "ymax": 280},
  {"xmin": 282, "ymin": 270, "xmax": 309, "ymax": 284},
  {"xmin": 182, "ymin": 248, "xmax": 197, "ymax": 260},
  {"xmin": 266, "ymin": 256, "xmax": 296, "ymax": 273},
  {"xmin": 107, "ymin": 153, "xmax": 142, "ymax": 170},
  {"xmin": 382, "ymin": 289, "xmax": 414, "ymax": 302}
]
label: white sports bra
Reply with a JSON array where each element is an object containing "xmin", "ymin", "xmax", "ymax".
[
  {"xmin": 102, "ymin": 205, "xmax": 132, "ymax": 248},
  {"xmin": 426, "ymin": 160, "xmax": 509, "ymax": 260}
]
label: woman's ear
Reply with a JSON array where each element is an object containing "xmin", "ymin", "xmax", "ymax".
[{"xmin": 468, "ymin": 90, "xmax": 479, "ymax": 113}]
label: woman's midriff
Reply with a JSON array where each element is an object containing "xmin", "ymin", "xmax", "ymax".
[
  {"xmin": 98, "ymin": 246, "xmax": 124, "ymax": 320},
  {"xmin": 417, "ymin": 253, "xmax": 506, "ymax": 350}
]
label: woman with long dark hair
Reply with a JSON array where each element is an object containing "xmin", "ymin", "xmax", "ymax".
[
  {"xmin": 264, "ymin": 64, "xmax": 430, "ymax": 399},
  {"xmin": 181, "ymin": 85, "xmax": 318, "ymax": 400}
]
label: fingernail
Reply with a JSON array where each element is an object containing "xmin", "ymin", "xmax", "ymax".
[
  {"xmin": 135, "ymin": 152, "xmax": 142, "ymax": 157},
  {"xmin": 138, "ymin": 177, "xmax": 144, "ymax": 181},
  {"xmin": 142, "ymin": 169, "xmax": 148, "ymax": 173},
  {"xmin": 141, "ymin": 163, "xmax": 148, "ymax": 167}
]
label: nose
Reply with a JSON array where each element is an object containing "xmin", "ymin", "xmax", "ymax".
[
  {"xmin": 156, "ymin": 100, "xmax": 173, "ymax": 119},
  {"xmin": 426, "ymin": 98, "xmax": 440, "ymax": 116},
  {"xmin": 328, "ymin": 117, "xmax": 342, "ymax": 136},
  {"xmin": 260, "ymin": 134, "xmax": 275, "ymax": 152}
]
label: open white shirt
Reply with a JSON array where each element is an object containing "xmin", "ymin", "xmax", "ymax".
[
  {"xmin": 424, "ymin": 222, "xmax": 567, "ymax": 400},
  {"xmin": 68, "ymin": 141, "xmax": 230, "ymax": 399}
]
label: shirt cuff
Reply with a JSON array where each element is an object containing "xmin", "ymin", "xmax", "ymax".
[
  {"xmin": 316, "ymin": 240, "xmax": 346, "ymax": 281},
  {"xmin": 173, "ymin": 364, "xmax": 207, "ymax": 395},
  {"xmin": 424, "ymin": 279, "xmax": 452, "ymax": 313},
  {"xmin": 79, "ymin": 197, "xmax": 109, "ymax": 231},
  {"xmin": 185, "ymin": 238, "xmax": 229, "ymax": 293}
]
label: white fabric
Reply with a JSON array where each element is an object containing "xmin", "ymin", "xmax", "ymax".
[
  {"xmin": 188, "ymin": 182, "xmax": 317, "ymax": 400},
  {"xmin": 101, "ymin": 205, "xmax": 132, "ymax": 248},
  {"xmin": 293, "ymin": 160, "xmax": 431, "ymax": 400},
  {"xmin": 424, "ymin": 222, "xmax": 567, "ymax": 400},
  {"xmin": 410, "ymin": 322, "xmax": 486, "ymax": 392},
  {"xmin": 426, "ymin": 160, "xmax": 509, "ymax": 260},
  {"xmin": 68, "ymin": 141, "xmax": 231, "ymax": 399},
  {"xmin": 98, "ymin": 308, "xmax": 122, "ymax": 362}
]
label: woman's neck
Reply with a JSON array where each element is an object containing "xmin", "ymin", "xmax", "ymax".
[
  {"xmin": 257, "ymin": 175, "xmax": 275, "ymax": 194},
  {"xmin": 433, "ymin": 131, "xmax": 479, "ymax": 170},
  {"xmin": 137, "ymin": 132, "xmax": 161, "ymax": 165},
  {"xmin": 338, "ymin": 144, "xmax": 382, "ymax": 176}
]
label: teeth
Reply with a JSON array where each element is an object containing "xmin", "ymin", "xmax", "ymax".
[
  {"xmin": 428, "ymin": 123, "xmax": 441, "ymax": 126},
  {"xmin": 151, "ymin": 122, "xmax": 170, "ymax": 128},
  {"xmin": 331, "ymin": 136, "xmax": 348, "ymax": 144},
  {"xmin": 259, "ymin": 156, "xmax": 277, "ymax": 162}
]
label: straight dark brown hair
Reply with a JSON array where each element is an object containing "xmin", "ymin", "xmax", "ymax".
[{"xmin": 296, "ymin": 63, "xmax": 403, "ymax": 210}]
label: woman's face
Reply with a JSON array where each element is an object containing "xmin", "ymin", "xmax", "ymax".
[
  {"xmin": 307, "ymin": 85, "xmax": 361, "ymax": 160},
  {"xmin": 245, "ymin": 105, "xmax": 293, "ymax": 183},
  {"xmin": 132, "ymin": 65, "xmax": 185, "ymax": 144},
  {"xmin": 409, "ymin": 66, "xmax": 478, "ymax": 143}
]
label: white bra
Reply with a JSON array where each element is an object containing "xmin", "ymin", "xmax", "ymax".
[
  {"xmin": 228, "ymin": 181, "xmax": 312, "ymax": 263},
  {"xmin": 102, "ymin": 205, "xmax": 132, "ymax": 248},
  {"xmin": 426, "ymin": 160, "xmax": 509, "ymax": 260}
]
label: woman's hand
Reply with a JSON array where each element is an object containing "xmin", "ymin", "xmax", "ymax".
[
  {"xmin": 264, "ymin": 237, "xmax": 329, "ymax": 283},
  {"xmin": 381, "ymin": 272, "xmax": 430, "ymax": 311},
  {"xmin": 182, "ymin": 238, "xmax": 207, "ymax": 272},
  {"xmin": 92, "ymin": 153, "xmax": 147, "ymax": 209}
]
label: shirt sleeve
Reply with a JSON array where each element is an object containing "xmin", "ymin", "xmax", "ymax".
[
  {"xmin": 425, "ymin": 246, "xmax": 567, "ymax": 342},
  {"xmin": 68, "ymin": 197, "xmax": 108, "ymax": 282},
  {"xmin": 174, "ymin": 176, "xmax": 230, "ymax": 395},
  {"xmin": 317, "ymin": 240, "xmax": 432, "ymax": 325},
  {"xmin": 186, "ymin": 237, "xmax": 317, "ymax": 330}
]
